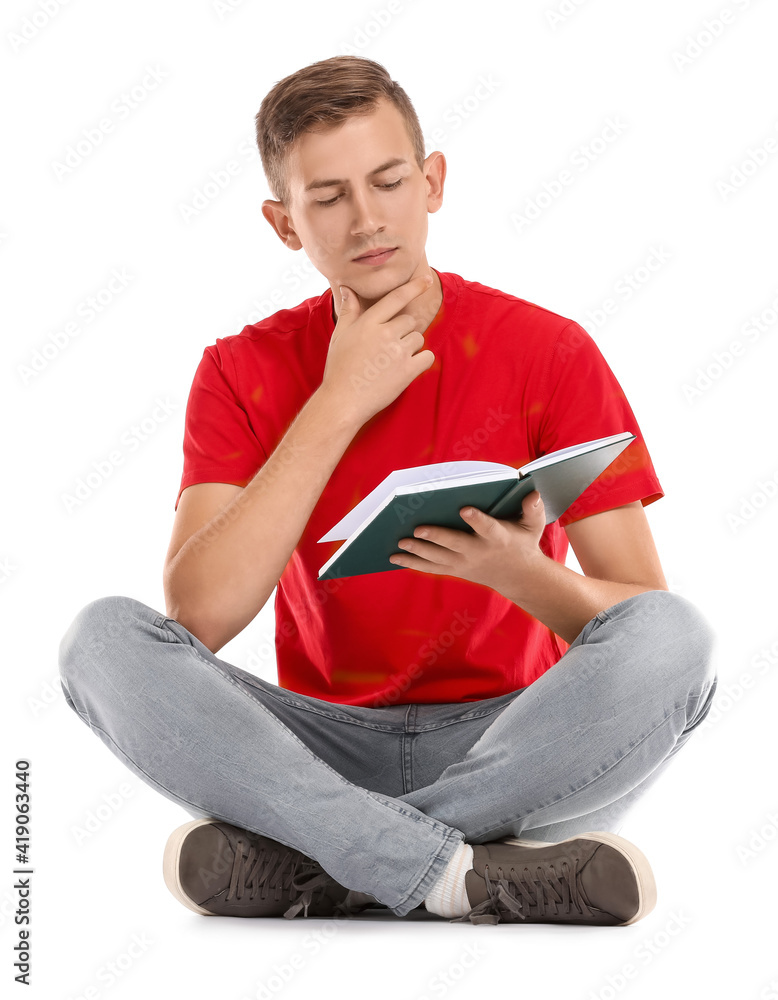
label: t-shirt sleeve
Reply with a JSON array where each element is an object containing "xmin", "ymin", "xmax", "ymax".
[
  {"xmin": 536, "ymin": 321, "xmax": 664, "ymax": 528},
  {"xmin": 174, "ymin": 340, "xmax": 268, "ymax": 511}
]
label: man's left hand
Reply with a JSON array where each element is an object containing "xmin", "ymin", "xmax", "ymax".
[{"xmin": 388, "ymin": 489, "xmax": 547, "ymax": 594}]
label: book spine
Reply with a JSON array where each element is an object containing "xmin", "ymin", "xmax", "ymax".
[{"xmin": 485, "ymin": 475, "xmax": 529, "ymax": 519}]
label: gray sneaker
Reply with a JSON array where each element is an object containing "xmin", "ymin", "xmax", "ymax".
[
  {"xmin": 451, "ymin": 832, "xmax": 657, "ymax": 926},
  {"xmin": 163, "ymin": 818, "xmax": 380, "ymax": 919}
]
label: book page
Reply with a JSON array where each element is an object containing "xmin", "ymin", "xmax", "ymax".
[
  {"xmin": 317, "ymin": 460, "xmax": 515, "ymax": 543},
  {"xmin": 519, "ymin": 431, "xmax": 634, "ymax": 475}
]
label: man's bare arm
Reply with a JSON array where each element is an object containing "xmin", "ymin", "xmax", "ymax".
[{"xmin": 164, "ymin": 388, "xmax": 363, "ymax": 653}]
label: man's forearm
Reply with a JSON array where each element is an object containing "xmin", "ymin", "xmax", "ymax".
[
  {"xmin": 164, "ymin": 388, "xmax": 362, "ymax": 653},
  {"xmin": 499, "ymin": 550, "xmax": 667, "ymax": 645}
]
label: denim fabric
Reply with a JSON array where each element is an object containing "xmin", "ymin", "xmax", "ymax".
[{"xmin": 58, "ymin": 589, "xmax": 716, "ymax": 917}]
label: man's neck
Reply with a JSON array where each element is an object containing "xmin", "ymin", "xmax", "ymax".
[{"xmin": 329, "ymin": 269, "xmax": 443, "ymax": 334}]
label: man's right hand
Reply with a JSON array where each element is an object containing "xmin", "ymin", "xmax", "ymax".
[{"xmin": 319, "ymin": 273, "xmax": 436, "ymax": 426}]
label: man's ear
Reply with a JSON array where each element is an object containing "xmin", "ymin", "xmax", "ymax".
[
  {"xmin": 423, "ymin": 151, "xmax": 446, "ymax": 214},
  {"xmin": 261, "ymin": 199, "xmax": 304, "ymax": 250}
]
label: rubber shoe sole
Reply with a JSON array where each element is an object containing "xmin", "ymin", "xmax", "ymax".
[{"xmin": 163, "ymin": 818, "xmax": 216, "ymax": 915}]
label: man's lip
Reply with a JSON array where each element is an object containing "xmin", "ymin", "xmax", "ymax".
[{"xmin": 353, "ymin": 247, "xmax": 397, "ymax": 260}]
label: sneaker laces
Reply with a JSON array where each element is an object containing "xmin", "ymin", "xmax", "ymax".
[
  {"xmin": 451, "ymin": 857, "xmax": 594, "ymax": 925},
  {"xmin": 224, "ymin": 837, "xmax": 334, "ymax": 919}
]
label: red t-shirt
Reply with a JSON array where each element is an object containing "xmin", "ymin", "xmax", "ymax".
[{"xmin": 175, "ymin": 269, "xmax": 664, "ymax": 707}]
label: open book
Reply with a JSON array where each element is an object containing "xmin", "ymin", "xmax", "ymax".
[{"xmin": 316, "ymin": 431, "xmax": 635, "ymax": 580}]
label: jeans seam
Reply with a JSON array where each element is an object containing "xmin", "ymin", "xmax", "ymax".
[
  {"xmin": 250, "ymin": 696, "xmax": 404, "ymax": 731},
  {"xmin": 468, "ymin": 702, "xmax": 690, "ymax": 841},
  {"xmin": 264, "ymin": 696, "xmax": 397, "ymax": 729},
  {"xmin": 413, "ymin": 702, "xmax": 516, "ymax": 731},
  {"xmin": 391, "ymin": 826, "xmax": 465, "ymax": 913}
]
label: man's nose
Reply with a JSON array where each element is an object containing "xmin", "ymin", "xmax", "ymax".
[{"xmin": 350, "ymin": 187, "xmax": 384, "ymax": 237}]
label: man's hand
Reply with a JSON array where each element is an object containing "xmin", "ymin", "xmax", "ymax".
[
  {"xmin": 388, "ymin": 488, "xmax": 547, "ymax": 594},
  {"xmin": 319, "ymin": 273, "xmax": 436, "ymax": 426}
]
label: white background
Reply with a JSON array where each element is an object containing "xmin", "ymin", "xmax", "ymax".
[{"xmin": 3, "ymin": 0, "xmax": 777, "ymax": 997}]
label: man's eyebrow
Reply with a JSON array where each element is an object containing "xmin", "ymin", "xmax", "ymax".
[{"xmin": 304, "ymin": 157, "xmax": 409, "ymax": 192}]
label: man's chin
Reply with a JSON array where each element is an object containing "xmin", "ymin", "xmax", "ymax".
[
  {"xmin": 326, "ymin": 255, "xmax": 426, "ymax": 309},
  {"xmin": 350, "ymin": 264, "xmax": 420, "ymax": 301}
]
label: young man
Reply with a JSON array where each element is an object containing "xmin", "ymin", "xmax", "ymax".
[{"xmin": 58, "ymin": 56, "xmax": 717, "ymax": 927}]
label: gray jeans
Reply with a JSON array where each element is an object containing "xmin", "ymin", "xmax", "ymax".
[{"xmin": 58, "ymin": 589, "xmax": 716, "ymax": 917}]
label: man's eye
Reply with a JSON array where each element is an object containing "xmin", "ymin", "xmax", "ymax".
[{"xmin": 316, "ymin": 179, "xmax": 403, "ymax": 208}]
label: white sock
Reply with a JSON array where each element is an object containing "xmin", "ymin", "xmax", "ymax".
[{"xmin": 424, "ymin": 842, "xmax": 474, "ymax": 918}]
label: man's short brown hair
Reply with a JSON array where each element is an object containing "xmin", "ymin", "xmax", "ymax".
[{"xmin": 255, "ymin": 55, "xmax": 426, "ymax": 207}]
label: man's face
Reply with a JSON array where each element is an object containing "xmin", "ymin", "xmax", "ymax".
[{"xmin": 270, "ymin": 98, "xmax": 444, "ymax": 302}]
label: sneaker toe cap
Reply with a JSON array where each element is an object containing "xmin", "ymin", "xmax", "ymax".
[{"xmin": 581, "ymin": 843, "xmax": 642, "ymax": 922}]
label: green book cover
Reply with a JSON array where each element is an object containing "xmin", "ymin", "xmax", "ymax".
[{"xmin": 317, "ymin": 431, "xmax": 636, "ymax": 580}]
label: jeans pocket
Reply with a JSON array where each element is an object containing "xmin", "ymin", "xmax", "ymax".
[
  {"xmin": 152, "ymin": 616, "xmax": 182, "ymax": 642},
  {"xmin": 571, "ymin": 608, "xmax": 610, "ymax": 648}
]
